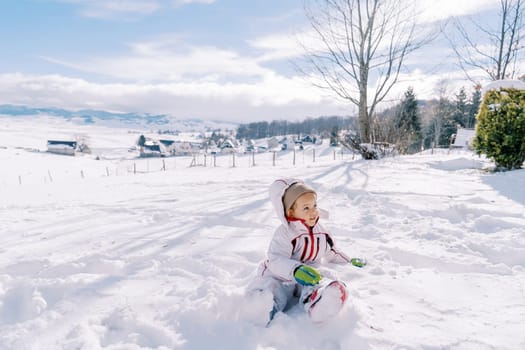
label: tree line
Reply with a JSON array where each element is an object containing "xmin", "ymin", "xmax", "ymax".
[
  {"xmin": 235, "ymin": 85, "xmax": 481, "ymax": 155},
  {"xmin": 235, "ymin": 116, "xmax": 356, "ymax": 141},
  {"xmin": 372, "ymin": 85, "xmax": 482, "ymax": 154}
]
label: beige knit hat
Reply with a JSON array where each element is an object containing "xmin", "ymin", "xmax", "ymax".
[{"xmin": 282, "ymin": 182, "xmax": 316, "ymax": 213}]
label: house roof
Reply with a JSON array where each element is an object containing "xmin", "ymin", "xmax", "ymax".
[
  {"xmin": 453, "ymin": 128, "xmax": 476, "ymax": 147},
  {"xmin": 159, "ymin": 139, "xmax": 175, "ymax": 146},
  {"xmin": 47, "ymin": 140, "xmax": 77, "ymax": 147}
]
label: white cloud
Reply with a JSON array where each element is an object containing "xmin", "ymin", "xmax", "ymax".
[
  {"xmin": 250, "ymin": 0, "xmax": 469, "ymax": 65},
  {"xmin": 0, "ymin": 63, "xmax": 487, "ymax": 124},
  {"xmin": 249, "ymin": 33, "xmax": 304, "ymax": 62},
  {"xmin": 42, "ymin": 38, "xmax": 271, "ymax": 83},
  {"xmin": 416, "ymin": 0, "xmax": 498, "ymax": 23},
  {"xmin": 0, "ymin": 73, "xmax": 349, "ymax": 122},
  {"xmin": 56, "ymin": 0, "xmax": 216, "ymax": 19},
  {"xmin": 15, "ymin": 29, "xmax": 484, "ymax": 122},
  {"xmin": 58, "ymin": 0, "xmax": 161, "ymax": 18}
]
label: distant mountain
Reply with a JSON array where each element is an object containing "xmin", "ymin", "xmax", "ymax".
[{"xmin": 0, "ymin": 104, "xmax": 237, "ymax": 132}]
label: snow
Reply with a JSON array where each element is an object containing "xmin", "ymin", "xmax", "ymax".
[
  {"xmin": 482, "ymin": 79, "xmax": 525, "ymax": 95},
  {"xmin": 1, "ymin": 116, "xmax": 525, "ymax": 349}
]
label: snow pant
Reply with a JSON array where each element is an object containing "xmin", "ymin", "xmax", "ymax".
[{"xmin": 247, "ymin": 276, "xmax": 317, "ymax": 313}]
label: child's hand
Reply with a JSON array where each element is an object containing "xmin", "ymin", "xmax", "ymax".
[
  {"xmin": 294, "ymin": 265, "xmax": 321, "ymax": 286},
  {"xmin": 350, "ymin": 258, "xmax": 367, "ymax": 268}
]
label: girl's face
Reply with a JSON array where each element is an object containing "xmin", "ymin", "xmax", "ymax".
[{"xmin": 287, "ymin": 192, "xmax": 319, "ymax": 227}]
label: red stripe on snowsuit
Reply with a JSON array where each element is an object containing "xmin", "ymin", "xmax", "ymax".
[
  {"xmin": 300, "ymin": 236, "xmax": 309, "ymax": 262},
  {"xmin": 313, "ymin": 237, "xmax": 320, "ymax": 261},
  {"xmin": 305, "ymin": 230, "xmax": 316, "ymax": 261}
]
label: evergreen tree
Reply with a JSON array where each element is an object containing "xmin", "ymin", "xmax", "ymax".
[
  {"xmin": 453, "ymin": 87, "xmax": 469, "ymax": 127},
  {"xmin": 330, "ymin": 126, "xmax": 339, "ymax": 145},
  {"xmin": 395, "ymin": 87, "xmax": 422, "ymax": 153},
  {"xmin": 468, "ymin": 85, "xmax": 482, "ymax": 128},
  {"xmin": 438, "ymin": 98, "xmax": 457, "ymax": 147},
  {"xmin": 137, "ymin": 134, "xmax": 146, "ymax": 147}
]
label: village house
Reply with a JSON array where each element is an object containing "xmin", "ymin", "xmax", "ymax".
[{"xmin": 46, "ymin": 140, "xmax": 77, "ymax": 156}]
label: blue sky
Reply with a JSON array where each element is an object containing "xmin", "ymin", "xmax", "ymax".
[{"xmin": 0, "ymin": 0, "xmax": 502, "ymax": 122}]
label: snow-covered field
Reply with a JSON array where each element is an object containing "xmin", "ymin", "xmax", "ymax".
[{"xmin": 1, "ymin": 117, "xmax": 525, "ymax": 350}]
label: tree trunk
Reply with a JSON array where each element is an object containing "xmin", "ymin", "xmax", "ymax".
[
  {"xmin": 359, "ymin": 70, "xmax": 370, "ymax": 143},
  {"xmin": 359, "ymin": 98, "xmax": 370, "ymax": 143}
]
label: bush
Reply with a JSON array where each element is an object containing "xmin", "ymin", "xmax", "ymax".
[{"xmin": 474, "ymin": 88, "xmax": 525, "ymax": 170}]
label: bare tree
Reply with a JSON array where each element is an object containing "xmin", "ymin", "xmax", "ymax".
[
  {"xmin": 450, "ymin": 0, "xmax": 525, "ymax": 81},
  {"xmin": 298, "ymin": 0, "xmax": 431, "ymax": 144}
]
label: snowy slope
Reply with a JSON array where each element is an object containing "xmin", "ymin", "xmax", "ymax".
[{"xmin": 1, "ymin": 117, "xmax": 525, "ymax": 350}]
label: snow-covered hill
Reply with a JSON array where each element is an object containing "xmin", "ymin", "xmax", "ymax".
[
  {"xmin": 1, "ymin": 117, "xmax": 524, "ymax": 349},
  {"xmin": 0, "ymin": 105, "xmax": 237, "ymax": 132}
]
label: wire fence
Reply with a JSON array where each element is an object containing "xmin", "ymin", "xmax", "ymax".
[{"xmin": 2, "ymin": 147, "xmax": 355, "ymax": 187}]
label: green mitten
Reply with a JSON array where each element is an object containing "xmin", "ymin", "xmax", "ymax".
[
  {"xmin": 294, "ymin": 265, "xmax": 321, "ymax": 286},
  {"xmin": 351, "ymin": 258, "xmax": 367, "ymax": 268}
]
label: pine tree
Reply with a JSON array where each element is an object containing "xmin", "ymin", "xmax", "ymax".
[
  {"xmin": 453, "ymin": 87, "xmax": 469, "ymax": 127},
  {"xmin": 330, "ymin": 126, "xmax": 339, "ymax": 146},
  {"xmin": 395, "ymin": 87, "xmax": 422, "ymax": 153},
  {"xmin": 468, "ymin": 85, "xmax": 482, "ymax": 128},
  {"xmin": 438, "ymin": 98, "xmax": 457, "ymax": 147},
  {"xmin": 137, "ymin": 135, "xmax": 146, "ymax": 147}
]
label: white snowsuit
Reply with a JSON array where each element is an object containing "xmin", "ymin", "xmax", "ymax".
[{"xmin": 250, "ymin": 178, "xmax": 350, "ymax": 313}]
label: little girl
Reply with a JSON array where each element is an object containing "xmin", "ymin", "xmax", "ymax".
[{"xmin": 247, "ymin": 178, "xmax": 358, "ymax": 324}]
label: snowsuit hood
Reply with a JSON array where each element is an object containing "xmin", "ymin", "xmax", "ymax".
[{"xmin": 269, "ymin": 178, "xmax": 328, "ymax": 226}]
